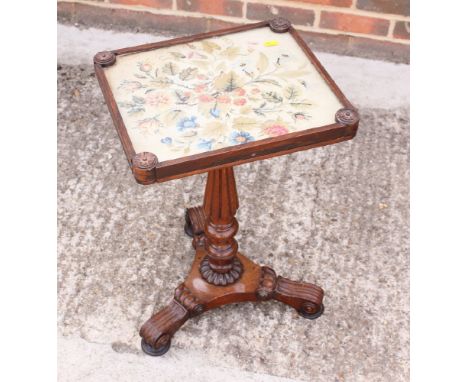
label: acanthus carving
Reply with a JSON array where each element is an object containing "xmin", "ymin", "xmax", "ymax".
[
  {"xmin": 174, "ymin": 284, "xmax": 204, "ymax": 316},
  {"xmin": 256, "ymin": 266, "xmax": 277, "ymax": 300}
]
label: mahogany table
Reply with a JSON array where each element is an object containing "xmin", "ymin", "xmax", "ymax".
[{"xmin": 94, "ymin": 18, "xmax": 359, "ymax": 356}]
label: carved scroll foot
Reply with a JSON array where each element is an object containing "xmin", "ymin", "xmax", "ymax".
[
  {"xmin": 184, "ymin": 206, "xmax": 206, "ymax": 248},
  {"xmin": 140, "ymin": 284, "xmax": 204, "ymax": 356},
  {"xmin": 257, "ymin": 266, "xmax": 325, "ymax": 320}
]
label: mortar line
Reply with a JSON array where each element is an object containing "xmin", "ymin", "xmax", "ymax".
[{"xmin": 59, "ymin": 0, "xmax": 409, "ymax": 44}]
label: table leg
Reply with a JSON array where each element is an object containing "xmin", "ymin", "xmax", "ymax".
[{"xmin": 140, "ymin": 167, "xmax": 324, "ymax": 356}]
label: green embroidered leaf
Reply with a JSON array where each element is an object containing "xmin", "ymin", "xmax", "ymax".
[
  {"xmin": 132, "ymin": 96, "xmax": 145, "ymax": 104},
  {"xmin": 289, "ymin": 101, "xmax": 314, "ymax": 111},
  {"xmin": 191, "ymin": 60, "xmax": 210, "ymax": 70},
  {"xmin": 179, "ymin": 67, "xmax": 197, "ymax": 81},
  {"xmin": 214, "ymin": 71, "xmax": 241, "ymax": 92},
  {"xmin": 201, "ymin": 40, "xmax": 221, "ymax": 53},
  {"xmin": 148, "ymin": 78, "xmax": 172, "ymax": 88},
  {"xmin": 117, "ymin": 101, "xmax": 134, "ymax": 108},
  {"xmin": 201, "ymin": 121, "xmax": 226, "ymax": 138},
  {"xmin": 232, "ymin": 117, "xmax": 258, "ymax": 132},
  {"xmin": 221, "ymin": 46, "xmax": 240, "ymax": 60},
  {"xmin": 169, "ymin": 52, "xmax": 186, "ymax": 59},
  {"xmin": 162, "ymin": 62, "xmax": 179, "ymax": 76},
  {"xmin": 284, "ymin": 85, "xmax": 302, "ymax": 100},
  {"xmin": 253, "ymin": 78, "xmax": 281, "ymax": 87},
  {"xmin": 261, "ymin": 91, "xmax": 283, "ymax": 103}
]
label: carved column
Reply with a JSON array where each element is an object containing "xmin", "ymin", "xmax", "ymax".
[{"xmin": 199, "ymin": 167, "xmax": 243, "ymax": 285}]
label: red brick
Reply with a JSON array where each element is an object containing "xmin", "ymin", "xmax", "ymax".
[
  {"xmin": 58, "ymin": 2, "xmax": 241, "ymax": 36},
  {"xmin": 247, "ymin": 3, "xmax": 315, "ymax": 27},
  {"xmin": 356, "ymin": 0, "xmax": 409, "ymax": 16},
  {"xmin": 320, "ymin": 11, "xmax": 389, "ymax": 36},
  {"xmin": 299, "ymin": 29, "xmax": 409, "ymax": 63},
  {"xmin": 110, "ymin": 0, "xmax": 172, "ymax": 9},
  {"xmin": 177, "ymin": 0, "xmax": 243, "ymax": 17},
  {"xmin": 291, "ymin": 0, "xmax": 353, "ymax": 7},
  {"xmin": 393, "ymin": 20, "xmax": 409, "ymax": 40},
  {"xmin": 57, "ymin": 2, "xmax": 409, "ymax": 64}
]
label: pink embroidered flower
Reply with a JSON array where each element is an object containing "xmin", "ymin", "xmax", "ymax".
[
  {"xmin": 118, "ymin": 80, "xmax": 143, "ymax": 92},
  {"xmin": 295, "ymin": 113, "xmax": 306, "ymax": 120},
  {"xmin": 145, "ymin": 93, "xmax": 170, "ymax": 106},
  {"xmin": 197, "ymin": 74, "xmax": 208, "ymax": 80},
  {"xmin": 233, "ymin": 98, "xmax": 246, "ymax": 106},
  {"xmin": 264, "ymin": 124, "xmax": 289, "ymax": 137},
  {"xmin": 199, "ymin": 94, "xmax": 215, "ymax": 103},
  {"xmin": 137, "ymin": 117, "xmax": 160, "ymax": 131},
  {"xmin": 194, "ymin": 84, "xmax": 206, "ymax": 93},
  {"xmin": 234, "ymin": 88, "xmax": 246, "ymax": 96},
  {"xmin": 217, "ymin": 95, "xmax": 231, "ymax": 104},
  {"xmin": 138, "ymin": 63, "xmax": 153, "ymax": 73}
]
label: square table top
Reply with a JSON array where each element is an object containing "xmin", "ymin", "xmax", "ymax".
[{"xmin": 94, "ymin": 19, "xmax": 359, "ymax": 184}]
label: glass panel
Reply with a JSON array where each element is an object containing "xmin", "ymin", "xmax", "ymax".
[{"xmin": 104, "ymin": 26, "xmax": 343, "ymax": 162}]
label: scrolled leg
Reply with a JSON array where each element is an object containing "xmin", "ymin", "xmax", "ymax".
[
  {"xmin": 140, "ymin": 300, "xmax": 188, "ymax": 356},
  {"xmin": 274, "ymin": 276, "xmax": 324, "ymax": 320},
  {"xmin": 184, "ymin": 206, "xmax": 206, "ymax": 248},
  {"xmin": 256, "ymin": 266, "xmax": 324, "ymax": 320},
  {"xmin": 140, "ymin": 283, "xmax": 205, "ymax": 356}
]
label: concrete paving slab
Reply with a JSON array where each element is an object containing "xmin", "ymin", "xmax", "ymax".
[
  {"xmin": 58, "ymin": 24, "xmax": 409, "ymax": 382},
  {"xmin": 59, "ymin": 335, "xmax": 297, "ymax": 382}
]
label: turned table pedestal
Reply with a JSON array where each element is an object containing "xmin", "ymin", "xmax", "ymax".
[{"xmin": 94, "ymin": 18, "xmax": 359, "ymax": 356}]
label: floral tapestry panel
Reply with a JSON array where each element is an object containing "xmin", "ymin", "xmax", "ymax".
[{"xmin": 104, "ymin": 27, "xmax": 343, "ymax": 162}]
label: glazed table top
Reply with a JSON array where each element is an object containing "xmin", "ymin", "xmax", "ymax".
[{"xmin": 95, "ymin": 19, "xmax": 358, "ymax": 183}]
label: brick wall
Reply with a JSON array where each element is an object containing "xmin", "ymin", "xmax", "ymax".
[{"xmin": 58, "ymin": 0, "xmax": 410, "ymax": 63}]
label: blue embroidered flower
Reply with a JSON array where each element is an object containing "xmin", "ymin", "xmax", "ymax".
[
  {"xmin": 197, "ymin": 138, "xmax": 214, "ymax": 151},
  {"xmin": 229, "ymin": 131, "xmax": 255, "ymax": 145},
  {"xmin": 176, "ymin": 116, "xmax": 198, "ymax": 131},
  {"xmin": 161, "ymin": 137, "xmax": 172, "ymax": 144},
  {"xmin": 209, "ymin": 107, "xmax": 220, "ymax": 118}
]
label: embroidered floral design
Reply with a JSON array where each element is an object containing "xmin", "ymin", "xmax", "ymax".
[
  {"xmin": 230, "ymin": 131, "xmax": 255, "ymax": 145},
  {"xmin": 197, "ymin": 138, "xmax": 214, "ymax": 150},
  {"xmin": 177, "ymin": 116, "xmax": 198, "ymax": 132},
  {"xmin": 108, "ymin": 28, "xmax": 342, "ymax": 161}
]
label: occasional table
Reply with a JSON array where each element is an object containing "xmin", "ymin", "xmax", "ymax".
[{"xmin": 94, "ymin": 18, "xmax": 359, "ymax": 356}]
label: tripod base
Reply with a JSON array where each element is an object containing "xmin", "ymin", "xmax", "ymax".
[{"xmin": 139, "ymin": 206, "xmax": 324, "ymax": 356}]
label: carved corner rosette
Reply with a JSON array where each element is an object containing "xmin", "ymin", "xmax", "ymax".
[
  {"xmin": 256, "ymin": 266, "xmax": 277, "ymax": 300},
  {"xmin": 93, "ymin": 51, "xmax": 116, "ymax": 67},
  {"xmin": 174, "ymin": 284, "xmax": 204, "ymax": 317},
  {"xmin": 132, "ymin": 152, "xmax": 158, "ymax": 185},
  {"xmin": 335, "ymin": 108, "xmax": 359, "ymax": 126},
  {"xmin": 269, "ymin": 17, "xmax": 291, "ymax": 33}
]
